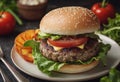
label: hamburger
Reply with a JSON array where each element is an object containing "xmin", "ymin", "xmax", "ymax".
[{"xmin": 24, "ymin": 6, "xmax": 111, "ymax": 75}]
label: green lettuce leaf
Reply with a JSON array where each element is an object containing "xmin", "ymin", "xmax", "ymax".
[
  {"xmin": 24, "ymin": 40, "xmax": 65, "ymax": 75},
  {"xmin": 97, "ymin": 43, "xmax": 111, "ymax": 66},
  {"xmin": 100, "ymin": 68, "xmax": 120, "ymax": 82},
  {"xmin": 73, "ymin": 43, "xmax": 111, "ymax": 65},
  {"xmin": 85, "ymin": 32, "xmax": 101, "ymax": 40},
  {"xmin": 38, "ymin": 32, "xmax": 100, "ymax": 40},
  {"xmin": 38, "ymin": 32, "xmax": 62, "ymax": 40},
  {"xmin": 24, "ymin": 40, "xmax": 111, "ymax": 75}
]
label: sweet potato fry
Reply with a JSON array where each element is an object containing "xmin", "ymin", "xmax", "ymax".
[
  {"xmin": 20, "ymin": 32, "xmax": 27, "ymax": 41},
  {"xmin": 21, "ymin": 47, "xmax": 32, "ymax": 54},
  {"xmin": 14, "ymin": 29, "xmax": 39, "ymax": 63},
  {"xmin": 21, "ymin": 53, "xmax": 34, "ymax": 62},
  {"xmin": 15, "ymin": 33, "xmax": 25, "ymax": 45},
  {"xmin": 25, "ymin": 30, "xmax": 35, "ymax": 40},
  {"xmin": 15, "ymin": 44, "xmax": 22, "ymax": 54}
]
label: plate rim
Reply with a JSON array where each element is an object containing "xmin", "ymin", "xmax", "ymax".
[{"xmin": 11, "ymin": 34, "xmax": 120, "ymax": 81}]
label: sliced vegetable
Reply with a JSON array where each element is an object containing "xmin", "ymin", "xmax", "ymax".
[
  {"xmin": 38, "ymin": 32, "xmax": 62, "ymax": 40},
  {"xmin": 38, "ymin": 32, "xmax": 100, "ymax": 40},
  {"xmin": 48, "ymin": 37, "xmax": 88, "ymax": 48}
]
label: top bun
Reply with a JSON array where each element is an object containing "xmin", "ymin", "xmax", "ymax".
[{"xmin": 40, "ymin": 6, "xmax": 100, "ymax": 35}]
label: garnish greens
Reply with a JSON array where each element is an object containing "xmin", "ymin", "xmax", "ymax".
[
  {"xmin": 100, "ymin": 13, "xmax": 120, "ymax": 45},
  {"xmin": 100, "ymin": 68, "xmax": 120, "ymax": 82},
  {"xmin": 38, "ymin": 32, "xmax": 62, "ymax": 40},
  {"xmin": 38, "ymin": 32, "xmax": 100, "ymax": 40}
]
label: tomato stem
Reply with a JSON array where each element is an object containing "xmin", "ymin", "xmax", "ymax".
[
  {"xmin": 6, "ymin": 8, "xmax": 23, "ymax": 25},
  {"xmin": 101, "ymin": 0, "xmax": 107, "ymax": 8},
  {"xmin": 0, "ymin": 11, "xmax": 4, "ymax": 18}
]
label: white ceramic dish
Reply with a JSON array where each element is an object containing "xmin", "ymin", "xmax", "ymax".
[{"xmin": 11, "ymin": 34, "xmax": 120, "ymax": 81}]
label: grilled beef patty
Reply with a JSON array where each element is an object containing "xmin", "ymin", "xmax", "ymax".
[{"xmin": 40, "ymin": 38, "xmax": 99, "ymax": 63}]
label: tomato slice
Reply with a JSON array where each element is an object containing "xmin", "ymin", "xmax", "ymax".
[{"xmin": 48, "ymin": 37, "xmax": 88, "ymax": 48}]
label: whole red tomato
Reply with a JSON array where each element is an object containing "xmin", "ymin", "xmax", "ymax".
[
  {"xmin": 91, "ymin": 3, "xmax": 115, "ymax": 24},
  {"xmin": 0, "ymin": 12, "xmax": 16, "ymax": 35}
]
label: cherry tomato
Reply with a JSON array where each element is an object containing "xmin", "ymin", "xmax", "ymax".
[
  {"xmin": 0, "ymin": 12, "xmax": 16, "ymax": 35},
  {"xmin": 91, "ymin": 3, "xmax": 115, "ymax": 24},
  {"xmin": 48, "ymin": 37, "xmax": 88, "ymax": 48}
]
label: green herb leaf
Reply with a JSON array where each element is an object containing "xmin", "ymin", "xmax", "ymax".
[
  {"xmin": 97, "ymin": 43, "xmax": 111, "ymax": 66},
  {"xmin": 75, "ymin": 43, "xmax": 111, "ymax": 65},
  {"xmin": 85, "ymin": 32, "xmax": 101, "ymax": 40},
  {"xmin": 100, "ymin": 68, "xmax": 120, "ymax": 82},
  {"xmin": 100, "ymin": 13, "xmax": 120, "ymax": 45},
  {"xmin": 100, "ymin": 76, "xmax": 111, "ymax": 82}
]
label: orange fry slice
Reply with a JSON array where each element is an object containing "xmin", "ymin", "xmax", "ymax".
[{"xmin": 14, "ymin": 29, "xmax": 39, "ymax": 63}]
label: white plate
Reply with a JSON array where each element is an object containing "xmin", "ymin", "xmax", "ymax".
[{"xmin": 11, "ymin": 34, "xmax": 120, "ymax": 82}]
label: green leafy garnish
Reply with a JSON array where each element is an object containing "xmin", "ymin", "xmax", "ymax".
[
  {"xmin": 100, "ymin": 13, "xmax": 120, "ymax": 45},
  {"xmin": 75, "ymin": 43, "xmax": 111, "ymax": 65},
  {"xmin": 100, "ymin": 68, "xmax": 120, "ymax": 82},
  {"xmin": 97, "ymin": 43, "xmax": 111, "ymax": 66},
  {"xmin": 85, "ymin": 32, "xmax": 101, "ymax": 40},
  {"xmin": 24, "ymin": 40, "xmax": 111, "ymax": 75},
  {"xmin": 38, "ymin": 32, "xmax": 100, "ymax": 40},
  {"xmin": 38, "ymin": 32, "xmax": 62, "ymax": 40}
]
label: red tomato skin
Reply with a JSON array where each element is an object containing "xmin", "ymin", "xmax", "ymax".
[
  {"xmin": 48, "ymin": 38, "xmax": 88, "ymax": 48},
  {"xmin": 0, "ymin": 12, "xmax": 16, "ymax": 35},
  {"xmin": 91, "ymin": 3, "xmax": 115, "ymax": 24}
]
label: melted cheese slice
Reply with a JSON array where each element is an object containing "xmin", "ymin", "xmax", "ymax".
[
  {"xmin": 47, "ymin": 41, "xmax": 85, "ymax": 51},
  {"xmin": 77, "ymin": 44, "xmax": 85, "ymax": 49}
]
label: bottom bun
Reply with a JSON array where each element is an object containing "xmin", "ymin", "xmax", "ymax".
[{"xmin": 58, "ymin": 60, "xmax": 99, "ymax": 73}]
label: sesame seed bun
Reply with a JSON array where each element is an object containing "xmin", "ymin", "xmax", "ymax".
[{"xmin": 40, "ymin": 6, "xmax": 100, "ymax": 35}]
